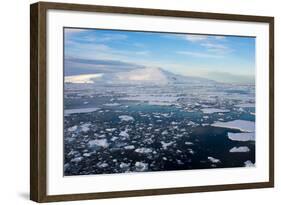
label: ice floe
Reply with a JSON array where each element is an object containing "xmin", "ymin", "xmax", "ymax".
[
  {"xmin": 119, "ymin": 129, "xmax": 129, "ymax": 138},
  {"xmin": 80, "ymin": 123, "xmax": 91, "ymax": 132},
  {"xmin": 104, "ymin": 103, "xmax": 121, "ymax": 106},
  {"xmin": 228, "ymin": 132, "xmax": 255, "ymax": 141},
  {"xmin": 68, "ymin": 125, "xmax": 78, "ymax": 132},
  {"xmin": 120, "ymin": 162, "xmax": 130, "ymax": 170},
  {"xmin": 201, "ymin": 108, "xmax": 230, "ymax": 114},
  {"xmin": 135, "ymin": 148, "xmax": 153, "ymax": 154},
  {"xmin": 229, "ymin": 146, "xmax": 250, "ymax": 152},
  {"xmin": 64, "ymin": 107, "xmax": 100, "ymax": 115},
  {"xmin": 124, "ymin": 145, "xmax": 135, "ymax": 150},
  {"xmin": 119, "ymin": 115, "xmax": 135, "ymax": 122},
  {"xmin": 161, "ymin": 141, "xmax": 174, "ymax": 150},
  {"xmin": 211, "ymin": 120, "xmax": 255, "ymax": 132},
  {"xmin": 88, "ymin": 139, "xmax": 109, "ymax": 148},
  {"xmin": 244, "ymin": 160, "xmax": 255, "ymax": 167},
  {"xmin": 208, "ymin": 156, "xmax": 221, "ymax": 163},
  {"xmin": 71, "ymin": 156, "xmax": 83, "ymax": 163},
  {"xmin": 135, "ymin": 162, "xmax": 148, "ymax": 172},
  {"xmin": 235, "ymin": 103, "xmax": 255, "ymax": 108},
  {"xmin": 97, "ymin": 162, "xmax": 109, "ymax": 168}
]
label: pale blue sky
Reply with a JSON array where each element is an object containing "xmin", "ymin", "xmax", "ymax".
[{"xmin": 64, "ymin": 27, "xmax": 255, "ymax": 83}]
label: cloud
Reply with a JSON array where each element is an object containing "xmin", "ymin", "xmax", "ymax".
[
  {"xmin": 176, "ymin": 34, "xmax": 233, "ymax": 56},
  {"xmin": 64, "ymin": 57, "xmax": 144, "ymax": 76},
  {"xmin": 65, "ymin": 28, "xmax": 127, "ymax": 43},
  {"xmin": 135, "ymin": 51, "xmax": 150, "ymax": 55},
  {"xmin": 176, "ymin": 51, "xmax": 223, "ymax": 58},
  {"xmin": 184, "ymin": 34, "xmax": 209, "ymax": 42},
  {"xmin": 200, "ymin": 42, "xmax": 232, "ymax": 54}
]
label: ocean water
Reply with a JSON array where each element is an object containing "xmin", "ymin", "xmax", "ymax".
[{"xmin": 63, "ymin": 94, "xmax": 255, "ymax": 176}]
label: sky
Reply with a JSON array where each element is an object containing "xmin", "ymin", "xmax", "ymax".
[{"xmin": 64, "ymin": 27, "xmax": 255, "ymax": 83}]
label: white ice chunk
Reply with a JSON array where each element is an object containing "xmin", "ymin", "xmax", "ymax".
[
  {"xmin": 228, "ymin": 132, "xmax": 255, "ymax": 141},
  {"xmin": 244, "ymin": 160, "xmax": 255, "ymax": 167},
  {"xmin": 211, "ymin": 120, "xmax": 255, "ymax": 132},
  {"xmin": 120, "ymin": 162, "xmax": 130, "ymax": 170},
  {"xmin": 106, "ymin": 128, "xmax": 117, "ymax": 132},
  {"xmin": 119, "ymin": 115, "xmax": 134, "ymax": 122},
  {"xmin": 88, "ymin": 139, "xmax": 109, "ymax": 148},
  {"xmin": 135, "ymin": 162, "xmax": 148, "ymax": 172},
  {"xmin": 65, "ymin": 107, "xmax": 100, "ymax": 115},
  {"xmin": 161, "ymin": 141, "xmax": 174, "ymax": 150},
  {"xmin": 80, "ymin": 122, "xmax": 91, "ymax": 132},
  {"xmin": 119, "ymin": 129, "xmax": 129, "ymax": 138},
  {"xmin": 235, "ymin": 103, "xmax": 255, "ymax": 108},
  {"xmin": 229, "ymin": 146, "xmax": 250, "ymax": 152},
  {"xmin": 67, "ymin": 125, "xmax": 78, "ymax": 132},
  {"xmin": 71, "ymin": 156, "xmax": 83, "ymax": 163},
  {"xmin": 201, "ymin": 108, "xmax": 230, "ymax": 114},
  {"xmin": 104, "ymin": 103, "xmax": 120, "ymax": 106},
  {"xmin": 208, "ymin": 156, "xmax": 221, "ymax": 163},
  {"xmin": 97, "ymin": 162, "xmax": 109, "ymax": 168},
  {"xmin": 124, "ymin": 145, "xmax": 135, "ymax": 150},
  {"xmin": 135, "ymin": 148, "xmax": 152, "ymax": 154}
]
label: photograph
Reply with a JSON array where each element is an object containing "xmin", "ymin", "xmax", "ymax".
[{"xmin": 63, "ymin": 27, "xmax": 256, "ymax": 176}]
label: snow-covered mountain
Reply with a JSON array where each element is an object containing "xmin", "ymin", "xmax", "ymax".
[{"xmin": 65, "ymin": 67, "xmax": 214, "ymax": 85}]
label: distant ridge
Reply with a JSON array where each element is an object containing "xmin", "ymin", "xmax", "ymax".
[{"xmin": 65, "ymin": 67, "xmax": 215, "ymax": 85}]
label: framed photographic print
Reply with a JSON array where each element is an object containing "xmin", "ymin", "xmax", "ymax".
[{"xmin": 30, "ymin": 1, "xmax": 274, "ymax": 202}]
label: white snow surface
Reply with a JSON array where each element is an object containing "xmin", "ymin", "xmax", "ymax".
[
  {"xmin": 65, "ymin": 74, "xmax": 103, "ymax": 84},
  {"xmin": 229, "ymin": 146, "xmax": 250, "ymax": 152},
  {"xmin": 116, "ymin": 67, "xmax": 168, "ymax": 85}
]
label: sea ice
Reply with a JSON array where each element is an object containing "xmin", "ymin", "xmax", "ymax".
[
  {"xmin": 135, "ymin": 148, "xmax": 153, "ymax": 154},
  {"xmin": 161, "ymin": 141, "xmax": 174, "ymax": 150},
  {"xmin": 201, "ymin": 108, "xmax": 230, "ymax": 114},
  {"xmin": 229, "ymin": 146, "xmax": 250, "ymax": 152},
  {"xmin": 106, "ymin": 128, "xmax": 117, "ymax": 132},
  {"xmin": 228, "ymin": 132, "xmax": 255, "ymax": 141},
  {"xmin": 208, "ymin": 156, "xmax": 221, "ymax": 163},
  {"xmin": 235, "ymin": 103, "xmax": 255, "ymax": 108},
  {"xmin": 244, "ymin": 160, "xmax": 255, "ymax": 167},
  {"xmin": 97, "ymin": 162, "xmax": 109, "ymax": 168},
  {"xmin": 88, "ymin": 139, "xmax": 109, "ymax": 148},
  {"xmin": 135, "ymin": 162, "xmax": 148, "ymax": 172},
  {"xmin": 80, "ymin": 123, "xmax": 91, "ymax": 132},
  {"xmin": 124, "ymin": 145, "xmax": 135, "ymax": 150},
  {"xmin": 104, "ymin": 103, "xmax": 120, "ymax": 106},
  {"xmin": 67, "ymin": 125, "xmax": 78, "ymax": 132},
  {"xmin": 71, "ymin": 156, "xmax": 83, "ymax": 163},
  {"xmin": 64, "ymin": 107, "xmax": 100, "ymax": 115},
  {"xmin": 211, "ymin": 120, "xmax": 255, "ymax": 132},
  {"xmin": 119, "ymin": 115, "xmax": 134, "ymax": 122},
  {"xmin": 119, "ymin": 129, "xmax": 129, "ymax": 138},
  {"xmin": 120, "ymin": 162, "xmax": 130, "ymax": 170}
]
